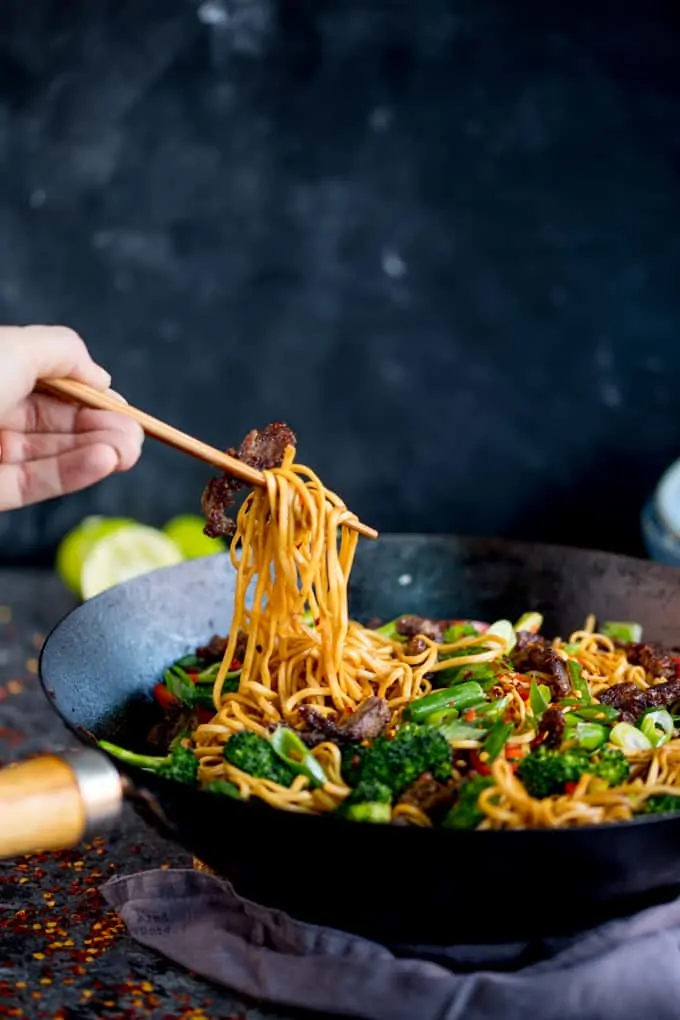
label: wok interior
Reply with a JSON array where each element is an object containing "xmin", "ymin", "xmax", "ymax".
[{"xmin": 39, "ymin": 535, "xmax": 680, "ymax": 944}]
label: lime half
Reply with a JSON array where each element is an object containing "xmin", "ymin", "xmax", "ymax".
[
  {"xmin": 163, "ymin": 514, "xmax": 225, "ymax": 559},
  {"xmin": 56, "ymin": 516, "xmax": 134, "ymax": 596},
  {"xmin": 80, "ymin": 524, "xmax": 184, "ymax": 600}
]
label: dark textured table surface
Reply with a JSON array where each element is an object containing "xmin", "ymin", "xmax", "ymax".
[{"xmin": 0, "ymin": 569, "xmax": 300, "ymax": 1020}]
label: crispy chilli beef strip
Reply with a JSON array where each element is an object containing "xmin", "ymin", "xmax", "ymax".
[
  {"xmin": 196, "ymin": 632, "xmax": 248, "ymax": 665},
  {"xmin": 298, "ymin": 697, "xmax": 390, "ymax": 748},
  {"xmin": 397, "ymin": 774, "xmax": 458, "ymax": 822},
  {"xmin": 147, "ymin": 704, "xmax": 199, "ymax": 755},
  {"xmin": 396, "ymin": 615, "xmax": 448, "ymax": 657},
  {"xmin": 536, "ymin": 706, "xmax": 566, "ymax": 749},
  {"xmin": 618, "ymin": 642, "xmax": 677, "ymax": 681},
  {"xmin": 511, "ymin": 630, "xmax": 572, "ymax": 699},
  {"xmin": 599, "ymin": 679, "xmax": 680, "ymax": 723},
  {"xmin": 201, "ymin": 422, "xmax": 297, "ymax": 538}
]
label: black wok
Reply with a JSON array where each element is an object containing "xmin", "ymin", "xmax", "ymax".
[{"xmin": 34, "ymin": 535, "xmax": 680, "ymax": 944}]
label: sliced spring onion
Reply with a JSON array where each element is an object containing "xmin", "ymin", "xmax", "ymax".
[
  {"xmin": 610, "ymin": 722, "xmax": 652, "ymax": 752},
  {"xmin": 571, "ymin": 721, "xmax": 609, "ymax": 751},
  {"xmin": 530, "ymin": 679, "xmax": 550, "ymax": 719},
  {"xmin": 601, "ymin": 621, "xmax": 643, "ymax": 643},
  {"xmin": 271, "ymin": 727, "xmax": 328, "ymax": 786},
  {"xmin": 639, "ymin": 709, "xmax": 674, "ymax": 748},
  {"xmin": 485, "ymin": 619, "xmax": 517, "ymax": 653},
  {"xmin": 514, "ymin": 611, "xmax": 543, "ymax": 634}
]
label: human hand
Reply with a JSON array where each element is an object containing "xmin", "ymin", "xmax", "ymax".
[{"xmin": 0, "ymin": 325, "xmax": 143, "ymax": 510}]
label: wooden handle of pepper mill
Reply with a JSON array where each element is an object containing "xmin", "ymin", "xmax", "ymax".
[{"xmin": 0, "ymin": 750, "xmax": 123, "ymax": 859}]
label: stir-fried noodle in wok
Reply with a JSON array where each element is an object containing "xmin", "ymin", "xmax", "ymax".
[{"xmin": 101, "ymin": 425, "xmax": 680, "ymax": 830}]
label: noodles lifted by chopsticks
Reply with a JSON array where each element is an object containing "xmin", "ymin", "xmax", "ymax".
[{"xmin": 191, "ymin": 443, "xmax": 504, "ymax": 813}]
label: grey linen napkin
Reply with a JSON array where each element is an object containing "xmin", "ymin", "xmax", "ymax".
[{"xmin": 102, "ymin": 868, "xmax": 680, "ymax": 1020}]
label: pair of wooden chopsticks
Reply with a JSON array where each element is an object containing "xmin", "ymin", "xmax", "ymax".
[{"xmin": 39, "ymin": 378, "xmax": 378, "ymax": 540}]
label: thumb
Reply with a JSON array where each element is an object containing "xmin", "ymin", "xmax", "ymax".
[{"xmin": 0, "ymin": 325, "xmax": 111, "ymax": 418}]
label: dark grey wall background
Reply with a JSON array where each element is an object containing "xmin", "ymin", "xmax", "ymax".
[{"xmin": 0, "ymin": 0, "xmax": 679, "ymax": 566}]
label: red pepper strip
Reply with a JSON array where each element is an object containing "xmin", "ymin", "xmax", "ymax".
[
  {"xmin": 564, "ymin": 781, "xmax": 578, "ymax": 795},
  {"xmin": 230, "ymin": 659, "xmax": 242, "ymax": 671},
  {"xmin": 505, "ymin": 744, "xmax": 523, "ymax": 761},
  {"xmin": 152, "ymin": 683, "xmax": 180, "ymax": 710},
  {"xmin": 196, "ymin": 706, "xmax": 214, "ymax": 724},
  {"xmin": 673, "ymin": 657, "xmax": 680, "ymax": 680}
]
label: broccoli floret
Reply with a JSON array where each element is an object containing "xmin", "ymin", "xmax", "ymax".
[
  {"xmin": 336, "ymin": 778, "xmax": 392, "ymax": 824},
  {"xmin": 158, "ymin": 743, "xmax": 199, "ymax": 784},
  {"xmin": 442, "ymin": 775, "xmax": 494, "ymax": 830},
  {"xmin": 517, "ymin": 744, "xmax": 630, "ymax": 799},
  {"xmin": 637, "ymin": 794, "xmax": 680, "ymax": 816},
  {"xmin": 341, "ymin": 742, "xmax": 369, "ymax": 787},
  {"xmin": 517, "ymin": 745, "xmax": 592, "ymax": 798},
  {"xmin": 593, "ymin": 746, "xmax": 629, "ymax": 787},
  {"xmin": 344, "ymin": 802, "xmax": 391, "ymax": 823},
  {"xmin": 98, "ymin": 739, "xmax": 199, "ymax": 785},
  {"xmin": 345, "ymin": 779, "xmax": 392, "ymax": 806},
  {"xmin": 223, "ymin": 731, "xmax": 295, "ymax": 787},
  {"xmin": 345, "ymin": 723, "xmax": 452, "ymax": 798}
]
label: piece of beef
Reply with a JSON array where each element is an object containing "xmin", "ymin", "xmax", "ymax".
[
  {"xmin": 196, "ymin": 632, "xmax": 248, "ymax": 664},
  {"xmin": 511, "ymin": 631, "xmax": 572, "ymax": 699},
  {"xmin": 397, "ymin": 773, "xmax": 458, "ymax": 821},
  {"xmin": 405, "ymin": 635, "xmax": 429, "ymax": 656},
  {"xmin": 644, "ymin": 678, "xmax": 680, "ymax": 708},
  {"xmin": 536, "ymin": 706, "xmax": 566, "ymax": 749},
  {"xmin": 202, "ymin": 477, "xmax": 238, "ymax": 539},
  {"xmin": 620, "ymin": 642, "xmax": 676, "ymax": 681},
  {"xmin": 202, "ymin": 422, "xmax": 297, "ymax": 538},
  {"xmin": 598, "ymin": 683, "xmax": 648, "ymax": 724},
  {"xmin": 598, "ymin": 678, "xmax": 680, "ymax": 723},
  {"xmin": 147, "ymin": 703, "xmax": 199, "ymax": 755},
  {"xmin": 298, "ymin": 696, "xmax": 390, "ymax": 747},
  {"xmin": 396, "ymin": 615, "xmax": 448, "ymax": 642},
  {"xmin": 236, "ymin": 422, "xmax": 297, "ymax": 472}
]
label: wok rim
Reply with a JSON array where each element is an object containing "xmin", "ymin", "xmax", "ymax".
[{"xmin": 38, "ymin": 532, "xmax": 680, "ymax": 841}]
